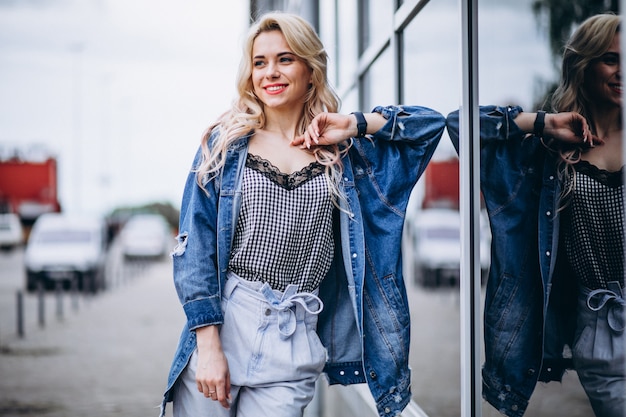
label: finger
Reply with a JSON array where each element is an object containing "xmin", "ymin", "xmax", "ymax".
[
  {"xmin": 215, "ymin": 385, "xmax": 230, "ymax": 408},
  {"xmin": 291, "ymin": 135, "xmax": 304, "ymax": 146},
  {"xmin": 307, "ymin": 119, "xmax": 320, "ymax": 145}
]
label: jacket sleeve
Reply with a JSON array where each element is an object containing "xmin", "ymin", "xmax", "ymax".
[
  {"xmin": 446, "ymin": 105, "xmax": 527, "ymax": 153},
  {"xmin": 171, "ymin": 143, "xmax": 223, "ymax": 331},
  {"xmin": 352, "ymin": 105, "xmax": 446, "ymax": 209}
]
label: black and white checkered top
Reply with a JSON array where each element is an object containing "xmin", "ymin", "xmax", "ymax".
[
  {"xmin": 561, "ymin": 160, "xmax": 624, "ymax": 290},
  {"xmin": 228, "ymin": 153, "xmax": 335, "ymax": 293}
]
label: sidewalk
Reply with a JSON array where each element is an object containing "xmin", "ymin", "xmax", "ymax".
[{"xmin": 0, "ymin": 259, "xmax": 184, "ymax": 417}]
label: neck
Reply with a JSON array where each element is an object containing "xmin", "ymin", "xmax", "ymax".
[
  {"xmin": 588, "ymin": 105, "xmax": 622, "ymax": 139},
  {"xmin": 263, "ymin": 109, "xmax": 303, "ymax": 140}
]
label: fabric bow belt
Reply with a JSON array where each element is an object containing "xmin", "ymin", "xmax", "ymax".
[
  {"xmin": 259, "ymin": 283, "xmax": 324, "ymax": 338},
  {"xmin": 586, "ymin": 282, "xmax": 626, "ymax": 333}
]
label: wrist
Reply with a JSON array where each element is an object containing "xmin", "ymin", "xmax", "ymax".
[
  {"xmin": 533, "ymin": 111, "xmax": 546, "ymax": 137},
  {"xmin": 350, "ymin": 111, "xmax": 367, "ymax": 138}
]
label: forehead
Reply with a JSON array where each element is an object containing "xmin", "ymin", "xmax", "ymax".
[
  {"xmin": 607, "ymin": 32, "xmax": 620, "ymax": 52},
  {"xmin": 252, "ymin": 30, "xmax": 292, "ymax": 55}
]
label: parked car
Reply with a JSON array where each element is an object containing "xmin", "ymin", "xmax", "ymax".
[
  {"xmin": 119, "ymin": 214, "xmax": 172, "ymax": 260},
  {"xmin": 0, "ymin": 213, "xmax": 23, "ymax": 251},
  {"xmin": 24, "ymin": 213, "xmax": 108, "ymax": 292},
  {"xmin": 410, "ymin": 208, "xmax": 490, "ymax": 288}
]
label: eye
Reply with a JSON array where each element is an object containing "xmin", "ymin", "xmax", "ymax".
[
  {"xmin": 279, "ymin": 56, "xmax": 294, "ymax": 63},
  {"xmin": 253, "ymin": 60, "xmax": 265, "ymax": 67},
  {"xmin": 601, "ymin": 53, "xmax": 619, "ymax": 65}
]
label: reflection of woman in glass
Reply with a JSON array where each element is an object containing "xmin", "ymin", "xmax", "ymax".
[
  {"xmin": 447, "ymin": 13, "xmax": 623, "ymax": 417},
  {"xmin": 158, "ymin": 11, "xmax": 446, "ymax": 417}
]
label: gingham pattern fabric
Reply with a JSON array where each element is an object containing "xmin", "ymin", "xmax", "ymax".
[
  {"xmin": 562, "ymin": 161, "xmax": 624, "ymax": 289},
  {"xmin": 228, "ymin": 153, "xmax": 334, "ymax": 293}
]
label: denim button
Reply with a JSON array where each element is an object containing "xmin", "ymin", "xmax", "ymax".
[
  {"xmin": 546, "ymin": 211, "xmax": 551, "ymax": 216},
  {"xmin": 339, "ymin": 370, "xmax": 345, "ymax": 376},
  {"xmin": 369, "ymin": 370, "xmax": 377, "ymax": 379},
  {"xmin": 511, "ymin": 405, "xmax": 518, "ymax": 411},
  {"xmin": 546, "ymin": 251, "xmax": 551, "ymax": 257},
  {"xmin": 384, "ymin": 407, "xmax": 391, "ymax": 413},
  {"xmin": 264, "ymin": 308, "xmax": 271, "ymax": 316},
  {"xmin": 354, "ymin": 370, "xmax": 359, "ymax": 376},
  {"xmin": 527, "ymin": 368, "xmax": 535, "ymax": 376},
  {"xmin": 352, "ymin": 253, "xmax": 357, "ymax": 258}
]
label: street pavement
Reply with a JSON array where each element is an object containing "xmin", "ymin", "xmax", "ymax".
[
  {"xmin": 0, "ymin": 245, "xmax": 594, "ymax": 417},
  {"xmin": 0, "ymin": 258, "xmax": 184, "ymax": 417}
]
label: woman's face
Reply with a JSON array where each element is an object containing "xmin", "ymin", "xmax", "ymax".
[
  {"xmin": 251, "ymin": 30, "xmax": 312, "ymax": 112},
  {"xmin": 584, "ymin": 33, "xmax": 622, "ymax": 110}
]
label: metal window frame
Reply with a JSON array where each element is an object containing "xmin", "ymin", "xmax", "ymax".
[{"xmin": 458, "ymin": 0, "xmax": 482, "ymax": 416}]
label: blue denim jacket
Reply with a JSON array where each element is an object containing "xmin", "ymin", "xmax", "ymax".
[
  {"xmin": 160, "ymin": 105, "xmax": 445, "ymax": 417},
  {"xmin": 447, "ymin": 106, "xmax": 578, "ymax": 417}
]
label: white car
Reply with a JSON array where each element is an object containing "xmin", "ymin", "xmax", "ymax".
[
  {"xmin": 119, "ymin": 214, "xmax": 172, "ymax": 260},
  {"xmin": 24, "ymin": 213, "xmax": 108, "ymax": 292},
  {"xmin": 411, "ymin": 208, "xmax": 490, "ymax": 288},
  {"xmin": 0, "ymin": 213, "xmax": 23, "ymax": 251}
]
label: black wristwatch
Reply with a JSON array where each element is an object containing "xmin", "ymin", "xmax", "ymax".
[
  {"xmin": 351, "ymin": 111, "xmax": 367, "ymax": 138},
  {"xmin": 533, "ymin": 111, "xmax": 546, "ymax": 137}
]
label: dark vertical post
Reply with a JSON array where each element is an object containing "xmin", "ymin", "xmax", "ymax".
[
  {"xmin": 37, "ymin": 281, "xmax": 45, "ymax": 328},
  {"xmin": 16, "ymin": 290, "xmax": 24, "ymax": 338}
]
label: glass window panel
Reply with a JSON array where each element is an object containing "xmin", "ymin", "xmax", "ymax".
[
  {"xmin": 340, "ymin": 88, "xmax": 358, "ymax": 114},
  {"xmin": 319, "ymin": 0, "xmax": 339, "ymax": 87},
  {"xmin": 336, "ymin": 0, "xmax": 358, "ymax": 90},
  {"xmin": 362, "ymin": 47, "xmax": 394, "ymax": 110},
  {"xmin": 402, "ymin": 0, "xmax": 459, "ymax": 162},
  {"xmin": 401, "ymin": 1, "xmax": 461, "ymax": 416},
  {"xmin": 364, "ymin": 0, "xmax": 394, "ymax": 51}
]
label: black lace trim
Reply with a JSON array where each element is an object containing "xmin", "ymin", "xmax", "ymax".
[
  {"xmin": 246, "ymin": 153, "xmax": 325, "ymax": 190},
  {"xmin": 575, "ymin": 160, "xmax": 624, "ymax": 188}
]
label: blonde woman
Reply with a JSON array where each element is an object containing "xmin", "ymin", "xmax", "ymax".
[
  {"xmin": 447, "ymin": 13, "xmax": 623, "ymax": 417},
  {"xmin": 159, "ymin": 12, "xmax": 445, "ymax": 417}
]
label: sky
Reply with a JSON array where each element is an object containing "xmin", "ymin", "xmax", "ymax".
[
  {"xmin": 0, "ymin": 0, "xmax": 249, "ymax": 216},
  {"xmin": 0, "ymin": 0, "xmax": 553, "ymax": 217}
]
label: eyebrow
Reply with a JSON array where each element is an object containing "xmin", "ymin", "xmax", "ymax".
[{"xmin": 253, "ymin": 51, "xmax": 296, "ymax": 60}]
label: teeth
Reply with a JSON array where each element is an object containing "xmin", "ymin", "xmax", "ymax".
[{"xmin": 266, "ymin": 85, "xmax": 285, "ymax": 91}]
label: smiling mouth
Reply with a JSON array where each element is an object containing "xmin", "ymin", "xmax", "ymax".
[
  {"xmin": 610, "ymin": 83, "xmax": 622, "ymax": 93},
  {"xmin": 265, "ymin": 85, "xmax": 287, "ymax": 93}
]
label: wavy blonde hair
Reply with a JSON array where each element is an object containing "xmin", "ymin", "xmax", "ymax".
[
  {"xmin": 549, "ymin": 13, "xmax": 621, "ymax": 197},
  {"xmin": 196, "ymin": 12, "xmax": 348, "ymax": 204}
]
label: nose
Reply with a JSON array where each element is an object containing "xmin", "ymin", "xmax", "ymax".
[{"xmin": 265, "ymin": 61, "xmax": 280, "ymax": 78}]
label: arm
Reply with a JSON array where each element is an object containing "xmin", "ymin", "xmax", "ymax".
[
  {"xmin": 292, "ymin": 111, "xmax": 387, "ymax": 148},
  {"xmin": 510, "ymin": 111, "xmax": 600, "ymax": 146},
  {"xmin": 195, "ymin": 325, "xmax": 231, "ymax": 408},
  {"xmin": 173, "ymin": 142, "xmax": 231, "ymax": 408},
  {"xmin": 446, "ymin": 105, "xmax": 600, "ymax": 153},
  {"xmin": 293, "ymin": 105, "xmax": 445, "ymax": 149}
]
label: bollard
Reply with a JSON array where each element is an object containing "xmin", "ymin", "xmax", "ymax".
[
  {"xmin": 55, "ymin": 280, "xmax": 63, "ymax": 321},
  {"xmin": 16, "ymin": 290, "xmax": 24, "ymax": 338},
  {"xmin": 71, "ymin": 276, "xmax": 80, "ymax": 311},
  {"xmin": 38, "ymin": 281, "xmax": 45, "ymax": 328}
]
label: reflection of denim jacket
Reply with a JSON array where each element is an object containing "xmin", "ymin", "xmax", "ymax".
[
  {"xmin": 159, "ymin": 105, "xmax": 445, "ymax": 417},
  {"xmin": 447, "ymin": 106, "xmax": 577, "ymax": 417}
]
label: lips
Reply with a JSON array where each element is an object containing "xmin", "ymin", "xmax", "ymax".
[
  {"xmin": 264, "ymin": 84, "xmax": 288, "ymax": 94},
  {"xmin": 609, "ymin": 83, "xmax": 622, "ymax": 93}
]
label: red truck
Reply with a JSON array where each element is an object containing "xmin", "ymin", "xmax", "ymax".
[
  {"xmin": 422, "ymin": 157, "xmax": 459, "ymax": 209},
  {"xmin": 0, "ymin": 156, "xmax": 61, "ymax": 226}
]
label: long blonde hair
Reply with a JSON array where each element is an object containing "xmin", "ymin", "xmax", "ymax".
[
  {"xmin": 549, "ymin": 13, "xmax": 621, "ymax": 197},
  {"xmin": 196, "ymin": 12, "xmax": 347, "ymax": 203}
]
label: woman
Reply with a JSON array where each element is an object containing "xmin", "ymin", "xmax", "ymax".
[
  {"xmin": 447, "ymin": 13, "xmax": 623, "ymax": 417},
  {"xmin": 159, "ymin": 12, "xmax": 446, "ymax": 417}
]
